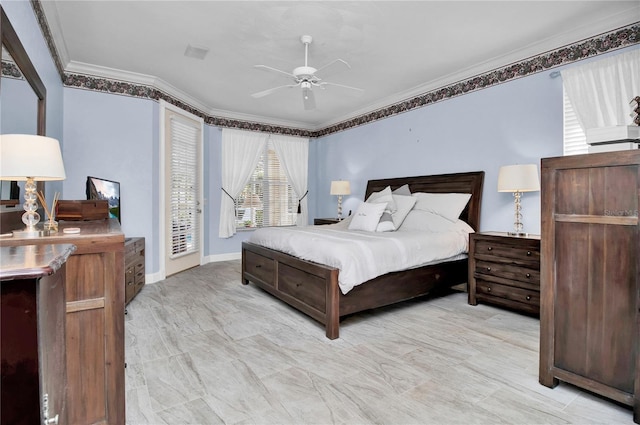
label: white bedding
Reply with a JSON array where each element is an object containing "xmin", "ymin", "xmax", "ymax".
[{"xmin": 248, "ymin": 219, "xmax": 473, "ymax": 294}]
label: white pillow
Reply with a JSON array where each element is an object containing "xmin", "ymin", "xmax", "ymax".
[
  {"xmin": 398, "ymin": 210, "xmax": 474, "ymax": 234},
  {"xmin": 348, "ymin": 201, "xmax": 388, "ymax": 232},
  {"xmin": 392, "ymin": 184, "xmax": 411, "ymax": 196},
  {"xmin": 412, "ymin": 192, "xmax": 471, "ymax": 222},
  {"xmin": 376, "ymin": 212, "xmax": 396, "ymax": 232},
  {"xmin": 376, "ymin": 194, "xmax": 416, "ymax": 232},
  {"xmin": 366, "ymin": 186, "xmax": 397, "ymax": 213}
]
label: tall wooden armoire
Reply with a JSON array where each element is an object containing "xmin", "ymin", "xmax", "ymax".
[{"xmin": 540, "ymin": 149, "xmax": 640, "ymax": 423}]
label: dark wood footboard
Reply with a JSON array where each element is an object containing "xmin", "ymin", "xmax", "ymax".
[
  {"xmin": 242, "ymin": 241, "xmax": 468, "ymax": 339},
  {"xmin": 242, "ymin": 241, "xmax": 341, "ymax": 338}
]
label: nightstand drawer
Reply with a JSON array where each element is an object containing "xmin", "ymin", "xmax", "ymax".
[
  {"xmin": 476, "ymin": 280, "xmax": 540, "ymax": 308},
  {"xmin": 475, "ymin": 240, "xmax": 540, "ymax": 263},
  {"xmin": 475, "ymin": 260, "xmax": 539, "ymax": 284}
]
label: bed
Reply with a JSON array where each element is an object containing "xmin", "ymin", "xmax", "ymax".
[{"xmin": 241, "ymin": 171, "xmax": 485, "ymax": 339}]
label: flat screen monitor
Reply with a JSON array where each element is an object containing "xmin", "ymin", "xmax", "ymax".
[{"xmin": 86, "ymin": 176, "xmax": 121, "ymax": 223}]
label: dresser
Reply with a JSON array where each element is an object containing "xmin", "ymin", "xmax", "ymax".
[
  {"xmin": 540, "ymin": 150, "xmax": 640, "ymax": 423},
  {"xmin": 125, "ymin": 237, "xmax": 145, "ymax": 304},
  {"xmin": 468, "ymin": 231, "xmax": 541, "ymax": 315},
  {"xmin": 1, "ymin": 244, "xmax": 75, "ymax": 425},
  {"xmin": 0, "ymin": 219, "xmax": 125, "ymax": 424}
]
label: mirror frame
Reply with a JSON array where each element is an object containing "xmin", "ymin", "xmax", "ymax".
[
  {"xmin": 0, "ymin": 5, "xmax": 47, "ymax": 227},
  {"xmin": 1, "ymin": 5, "xmax": 46, "ymax": 134}
]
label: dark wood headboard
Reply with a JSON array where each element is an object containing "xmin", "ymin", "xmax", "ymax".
[{"xmin": 365, "ymin": 171, "xmax": 485, "ymax": 231}]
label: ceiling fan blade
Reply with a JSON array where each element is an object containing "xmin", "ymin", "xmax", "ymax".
[
  {"xmin": 315, "ymin": 58, "xmax": 351, "ymax": 75},
  {"xmin": 318, "ymin": 81, "xmax": 364, "ymax": 93},
  {"xmin": 302, "ymin": 87, "xmax": 316, "ymax": 110},
  {"xmin": 254, "ymin": 64, "xmax": 295, "ymax": 79},
  {"xmin": 251, "ymin": 84, "xmax": 298, "ymax": 98}
]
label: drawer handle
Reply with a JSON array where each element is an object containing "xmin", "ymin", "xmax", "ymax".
[
  {"xmin": 526, "ymin": 273, "xmax": 531, "ymax": 278},
  {"xmin": 255, "ymin": 265, "xmax": 262, "ymax": 268},
  {"xmin": 487, "ymin": 287, "xmax": 491, "ymax": 292},
  {"xmin": 487, "ymin": 247, "xmax": 493, "ymax": 251},
  {"xmin": 526, "ymin": 295, "xmax": 531, "ymax": 301},
  {"xmin": 486, "ymin": 267, "xmax": 491, "ymax": 272},
  {"xmin": 527, "ymin": 251, "xmax": 531, "ymax": 256}
]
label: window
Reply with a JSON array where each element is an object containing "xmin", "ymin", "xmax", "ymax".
[
  {"xmin": 168, "ymin": 114, "xmax": 201, "ymax": 257},
  {"xmin": 563, "ymin": 85, "xmax": 588, "ymax": 156},
  {"xmin": 234, "ymin": 140, "xmax": 297, "ymax": 228}
]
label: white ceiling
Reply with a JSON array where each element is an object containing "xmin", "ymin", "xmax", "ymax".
[{"xmin": 40, "ymin": 1, "xmax": 639, "ymax": 131}]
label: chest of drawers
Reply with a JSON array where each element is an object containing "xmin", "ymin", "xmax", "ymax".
[
  {"xmin": 125, "ymin": 237, "xmax": 145, "ymax": 305},
  {"xmin": 468, "ymin": 231, "xmax": 541, "ymax": 315}
]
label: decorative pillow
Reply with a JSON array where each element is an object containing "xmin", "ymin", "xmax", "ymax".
[
  {"xmin": 392, "ymin": 184, "xmax": 411, "ymax": 196},
  {"xmin": 412, "ymin": 192, "xmax": 471, "ymax": 222},
  {"xmin": 366, "ymin": 186, "xmax": 397, "ymax": 213},
  {"xmin": 376, "ymin": 194, "xmax": 416, "ymax": 232},
  {"xmin": 348, "ymin": 201, "xmax": 388, "ymax": 232},
  {"xmin": 376, "ymin": 212, "xmax": 396, "ymax": 232},
  {"xmin": 398, "ymin": 209, "xmax": 474, "ymax": 234}
]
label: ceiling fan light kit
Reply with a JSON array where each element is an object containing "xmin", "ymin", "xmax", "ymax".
[{"xmin": 252, "ymin": 35, "xmax": 363, "ymax": 110}]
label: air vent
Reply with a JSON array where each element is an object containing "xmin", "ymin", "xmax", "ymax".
[{"xmin": 184, "ymin": 44, "xmax": 209, "ymax": 60}]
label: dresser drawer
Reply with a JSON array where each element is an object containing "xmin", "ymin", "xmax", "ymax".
[
  {"xmin": 476, "ymin": 279, "xmax": 540, "ymax": 308},
  {"xmin": 244, "ymin": 250, "xmax": 276, "ymax": 287},
  {"xmin": 475, "ymin": 239, "xmax": 540, "ymax": 263},
  {"xmin": 475, "ymin": 260, "xmax": 539, "ymax": 285}
]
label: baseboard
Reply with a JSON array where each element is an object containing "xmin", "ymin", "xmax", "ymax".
[
  {"xmin": 145, "ymin": 271, "xmax": 164, "ymax": 284},
  {"xmin": 203, "ymin": 252, "xmax": 242, "ymax": 263},
  {"xmin": 144, "ymin": 252, "xmax": 241, "ymax": 284}
]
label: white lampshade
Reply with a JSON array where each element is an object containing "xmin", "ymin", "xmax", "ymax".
[
  {"xmin": 330, "ymin": 180, "xmax": 351, "ymax": 196},
  {"xmin": 497, "ymin": 164, "xmax": 539, "ymax": 193},
  {"xmin": 0, "ymin": 134, "xmax": 66, "ymax": 181}
]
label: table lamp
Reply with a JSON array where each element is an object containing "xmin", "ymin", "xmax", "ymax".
[
  {"xmin": 0, "ymin": 134, "xmax": 66, "ymax": 237},
  {"xmin": 330, "ymin": 180, "xmax": 350, "ymax": 220},
  {"xmin": 497, "ymin": 164, "xmax": 539, "ymax": 236}
]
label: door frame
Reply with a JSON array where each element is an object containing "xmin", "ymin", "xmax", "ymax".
[{"xmin": 158, "ymin": 99, "xmax": 204, "ymax": 279}]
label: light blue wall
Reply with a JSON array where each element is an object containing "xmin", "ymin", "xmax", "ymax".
[
  {"xmin": 1, "ymin": 77, "xmax": 38, "ymax": 134},
  {"xmin": 312, "ymin": 45, "xmax": 639, "ymax": 235},
  {"xmin": 312, "ymin": 71, "xmax": 563, "ymax": 235},
  {"xmin": 62, "ymin": 88, "xmax": 158, "ymax": 272}
]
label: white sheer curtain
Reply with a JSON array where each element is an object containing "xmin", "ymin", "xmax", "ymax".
[
  {"xmin": 219, "ymin": 129, "xmax": 267, "ymax": 238},
  {"xmin": 561, "ymin": 49, "xmax": 639, "ymax": 131},
  {"xmin": 271, "ymin": 134, "xmax": 310, "ymax": 226}
]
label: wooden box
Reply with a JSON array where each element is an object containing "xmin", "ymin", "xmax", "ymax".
[{"xmin": 56, "ymin": 200, "xmax": 109, "ymax": 221}]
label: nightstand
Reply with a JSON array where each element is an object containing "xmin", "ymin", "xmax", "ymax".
[
  {"xmin": 314, "ymin": 218, "xmax": 340, "ymax": 225},
  {"xmin": 468, "ymin": 231, "xmax": 541, "ymax": 315}
]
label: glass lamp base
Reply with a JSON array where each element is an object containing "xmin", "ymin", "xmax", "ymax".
[{"xmin": 507, "ymin": 231, "xmax": 530, "ymax": 237}]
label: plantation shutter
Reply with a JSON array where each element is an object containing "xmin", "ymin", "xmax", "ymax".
[
  {"xmin": 234, "ymin": 139, "xmax": 297, "ymax": 229},
  {"xmin": 169, "ymin": 116, "xmax": 200, "ymax": 257},
  {"xmin": 563, "ymin": 86, "xmax": 588, "ymax": 156},
  {"xmin": 265, "ymin": 142, "xmax": 295, "ymax": 226}
]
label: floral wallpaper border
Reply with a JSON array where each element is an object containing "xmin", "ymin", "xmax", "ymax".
[
  {"xmin": 27, "ymin": 0, "xmax": 639, "ymax": 138},
  {"xmin": 1, "ymin": 61, "xmax": 23, "ymax": 79}
]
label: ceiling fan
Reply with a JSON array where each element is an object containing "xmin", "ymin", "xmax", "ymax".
[{"xmin": 251, "ymin": 35, "xmax": 363, "ymax": 110}]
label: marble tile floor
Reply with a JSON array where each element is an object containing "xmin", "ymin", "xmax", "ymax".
[{"xmin": 125, "ymin": 260, "xmax": 633, "ymax": 425}]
